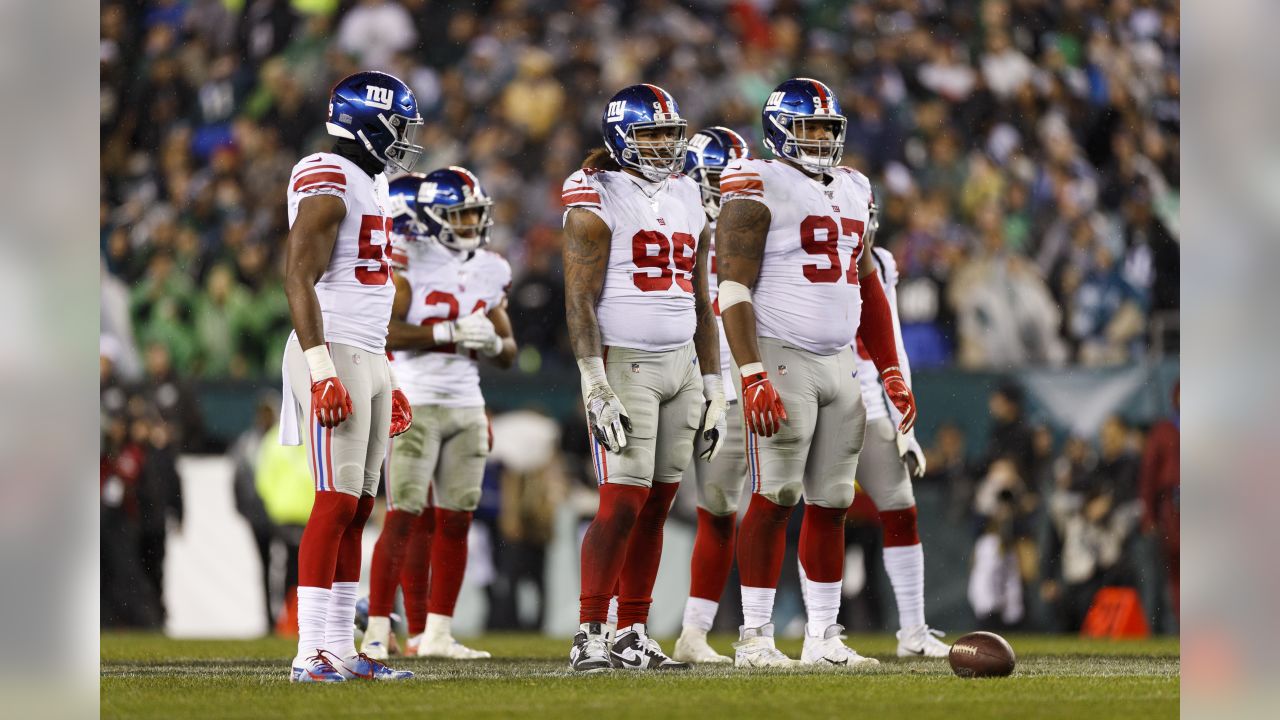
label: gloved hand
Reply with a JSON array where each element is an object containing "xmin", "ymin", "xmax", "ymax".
[
  {"xmin": 305, "ymin": 345, "xmax": 353, "ymax": 428},
  {"xmin": 579, "ymin": 356, "xmax": 631, "ymax": 453},
  {"xmin": 896, "ymin": 431, "xmax": 926, "ymax": 478},
  {"xmin": 880, "ymin": 366, "xmax": 917, "ymax": 433},
  {"xmin": 697, "ymin": 373, "xmax": 727, "ymax": 461},
  {"xmin": 455, "ymin": 311, "xmax": 504, "ymax": 357},
  {"xmin": 390, "ymin": 388, "xmax": 413, "ymax": 437},
  {"xmin": 741, "ymin": 366, "xmax": 787, "ymax": 437}
]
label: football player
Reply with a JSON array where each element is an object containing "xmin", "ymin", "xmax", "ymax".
[
  {"xmin": 671, "ymin": 127, "xmax": 752, "ymax": 665},
  {"xmin": 716, "ymin": 78, "xmax": 917, "ymax": 668},
  {"xmin": 360, "ymin": 167, "xmax": 515, "ymax": 661},
  {"xmin": 796, "ymin": 231, "xmax": 951, "ymax": 658},
  {"xmin": 280, "ymin": 71, "xmax": 420, "ymax": 682},
  {"xmin": 562, "ymin": 84, "xmax": 726, "ymax": 672}
]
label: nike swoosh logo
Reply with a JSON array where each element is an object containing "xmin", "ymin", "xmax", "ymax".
[
  {"xmin": 307, "ymin": 157, "xmax": 323, "ymax": 163},
  {"xmin": 618, "ymin": 653, "xmax": 644, "ymax": 668}
]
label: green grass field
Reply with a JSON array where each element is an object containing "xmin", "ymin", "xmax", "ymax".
[{"xmin": 102, "ymin": 632, "xmax": 1179, "ymax": 719}]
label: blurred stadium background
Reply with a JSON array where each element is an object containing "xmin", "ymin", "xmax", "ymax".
[{"xmin": 99, "ymin": 0, "xmax": 1179, "ymax": 642}]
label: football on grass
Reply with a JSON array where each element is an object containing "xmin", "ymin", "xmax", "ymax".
[{"xmin": 948, "ymin": 631, "xmax": 1016, "ymax": 678}]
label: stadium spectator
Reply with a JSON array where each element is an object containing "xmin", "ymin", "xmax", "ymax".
[
  {"xmin": 230, "ymin": 393, "xmax": 281, "ymax": 631},
  {"xmin": 253, "ymin": 420, "xmax": 314, "ymax": 636},
  {"xmin": 1140, "ymin": 381, "xmax": 1180, "ymax": 619}
]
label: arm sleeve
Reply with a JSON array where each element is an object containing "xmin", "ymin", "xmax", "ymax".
[
  {"xmin": 719, "ymin": 159, "xmax": 766, "ymax": 205},
  {"xmin": 858, "ymin": 268, "xmax": 901, "ymax": 375},
  {"xmin": 874, "ymin": 248, "xmax": 914, "ymax": 431},
  {"xmin": 289, "ymin": 157, "xmax": 348, "ymax": 205},
  {"xmin": 561, "ymin": 170, "xmax": 609, "ymax": 228}
]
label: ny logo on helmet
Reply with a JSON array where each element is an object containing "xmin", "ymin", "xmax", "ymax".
[
  {"xmin": 688, "ymin": 134, "xmax": 712, "ymax": 151},
  {"xmin": 416, "ymin": 182, "xmax": 439, "ymax": 204},
  {"xmin": 765, "ymin": 91, "xmax": 786, "ymax": 110},
  {"xmin": 365, "ymin": 85, "xmax": 395, "ymax": 110},
  {"xmin": 606, "ymin": 100, "xmax": 628, "ymax": 122}
]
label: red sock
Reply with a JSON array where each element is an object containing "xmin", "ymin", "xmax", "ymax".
[
  {"xmin": 689, "ymin": 508, "xmax": 737, "ymax": 602},
  {"xmin": 298, "ymin": 491, "xmax": 358, "ymax": 588},
  {"xmin": 617, "ymin": 481, "xmax": 680, "ymax": 627},
  {"xmin": 799, "ymin": 504, "xmax": 847, "ymax": 582},
  {"xmin": 401, "ymin": 508, "xmax": 435, "ymax": 636},
  {"xmin": 579, "ymin": 484, "xmax": 648, "ymax": 624},
  {"xmin": 333, "ymin": 494, "xmax": 375, "ymax": 583},
  {"xmin": 368, "ymin": 509, "xmax": 415, "ymax": 616},
  {"xmin": 737, "ymin": 494, "xmax": 794, "ymax": 588},
  {"xmin": 427, "ymin": 508, "xmax": 473, "ymax": 617},
  {"xmin": 879, "ymin": 506, "xmax": 920, "ymax": 547}
]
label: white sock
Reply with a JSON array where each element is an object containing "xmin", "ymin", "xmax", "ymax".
[
  {"xmin": 606, "ymin": 595, "xmax": 618, "ymax": 627},
  {"xmin": 296, "ymin": 586, "xmax": 331, "ymax": 661},
  {"xmin": 803, "ymin": 578, "xmax": 842, "ymax": 637},
  {"xmin": 425, "ymin": 612, "xmax": 452, "ymax": 639},
  {"xmin": 797, "ymin": 558, "xmax": 810, "ymax": 613},
  {"xmin": 325, "ymin": 581, "xmax": 360, "ymax": 659},
  {"xmin": 884, "ymin": 543, "xmax": 926, "ymax": 630},
  {"xmin": 682, "ymin": 596, "xmax": 719, "ymax": 633},
  {"xmin": 365, "ymin": 615, "xmax": 390, "ymax": 641},
  {"xmin": 740, "ymin": 586, "xmax": 776, "ymax": 629}
]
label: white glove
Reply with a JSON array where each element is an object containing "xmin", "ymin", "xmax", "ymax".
[
  {"xmin": 896, "ymin": 430, "xmax": 927, "ymax": 478},
  {"xmin": 579, "ymin": 356, "xmax": 631, "ymax": 453},
  {"xmin": 455, "ymin": 311, "xmax": 503, "ymax": 356},
  {"xmin": 697, "ymin": 373, "xmax": 727, "ymax": 462}
]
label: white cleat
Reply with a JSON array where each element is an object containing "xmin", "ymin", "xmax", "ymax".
[
  {"xmin": 734, "ymin": 624, "xmax": 799, "ymax": 668},
  {"xmin": 801, "ymin": 624, "xmax": 880, "ymax": 669},
  {"xmin": 896, "ymin": 625, "xmax": 951, "ymax": 658},
  {"xmin": 416, "ymin": 633, "xmax": 492, "ymax": 659},
  {"xmin": 360, "ymin": 616, "xmax": 391, "ymax": 660},
  {"xmin": 673, "ymin": 627, "xmax": 733, "ymax": 664}
]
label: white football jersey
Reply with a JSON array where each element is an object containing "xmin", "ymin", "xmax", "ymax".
[
  {"xmin": 705, "ymin": 219, "xmax": 736, "ymax": 403},
  {"xmin": 286, "ymin": 152, "xmax": 395, "ymax": 353},
  {"xmin": 562, "ymin": 168, "xmax": 707, "ymax": 352},
  {"xmin": 719, "ymin": 159, "xmax": 873, "ymax": 355},
  {"xmin": 391, "ymin": 239, "xmax": 511, "ymax": 408},
  {"xmin": 855, "ymin": 246, "xmax": 913, "ymax": 424}
]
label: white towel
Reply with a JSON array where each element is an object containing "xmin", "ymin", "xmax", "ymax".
[{"xmin": 278, "ymin": 341, "xmax": 302, "ymax": 446}]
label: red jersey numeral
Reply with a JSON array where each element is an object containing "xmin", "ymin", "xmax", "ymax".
[
  {"xmin": 355, "ymin": 215, "xmax": 393, "ymax": 285},
  {"xmin": 419, "ymin": 291, "xmax": 486, "ymax": 355},
  {"xmin": 799, "ymin": 214, "xmax": 865, "ymax": 284},
  {"xmin": 631, "ymin": 230, "xmax": 697, "ymax": 293}
]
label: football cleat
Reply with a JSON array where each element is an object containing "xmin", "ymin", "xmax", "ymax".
[
  {"xmin": 673, "ymin": 627, "xmax": 733, "ymax": 664},
  {"xmin": 417, "ymin": 634, "xmax": 492, "ymax": 660},
  {"xmin": 289, "ymin": 650, "xmax": 346, "ymax": 683},
  {"xmin": 896, "ymin": 625, "xmax": 951, "ymax": 658},
  {"xmin": 569, "ymin": 622, "xmax": 613, "ymax": 673},
  {"xmin": 611, "ymin": 624, "xmax": 690, "ymax": 671},
  {"xmin": 800, "ymin": 624, "xmax": 880, "ymax": 669},
  {"xmin": 733, "ymin": 624, "xmax": 798, "ymax": 668},
  {"xmin": 361, "ymin": 615, "xmax": 391, "ymax": 660},
  {"xmin": 333, "ymin": 652, "xmax": 414, "ymax": 681}
]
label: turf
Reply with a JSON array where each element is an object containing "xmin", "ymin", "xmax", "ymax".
[{"xmin": 101, "ymin": 632, "xmax": 1179, "ymax": 719}]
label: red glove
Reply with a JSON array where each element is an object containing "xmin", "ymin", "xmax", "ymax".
[
  {"xmin": 880, "ymin": 366, "xmax": 917, "ymax": 433},
  {"xmin": 390, "ymin": 388, "xmax": 413, "ymax": 437},
  {"xmin": 741, "ymin": 370, "xmax": 788, "ymax": 437},
  {"xmin": 311, "ymin": 376, "xmax": 353, "ymax": 428}
]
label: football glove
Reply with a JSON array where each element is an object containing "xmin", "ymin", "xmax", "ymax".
[
  {"xmin": 390, "ymin": 389, "xmax": 413, "ymax": 437},
  {"xmin": 741, "ymin": 367, "xmax": 787, "ymax": 437},
  {"xmin": 455, "ymin": 311, "xmax": 504, "ymax": 357},
  {"xmin": 880, "ymin": 366, "xmax": 917, "ymax": 434},
  {"xmin": 579, "ymin": 356, "xmax": 631, "ymax": 453},
  {"xmin": 697, "ymin": 373, "xmax": 728, "ymax": 462},
  {"xmin": 896, "ymin": 431, "xmax": 926, "ymax": 478},
  {"xmin": 305, "ymin": 345, "xmax": 353, "ymax": 428}
]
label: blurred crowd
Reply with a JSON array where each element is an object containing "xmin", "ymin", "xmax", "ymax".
[{"xmin": 101, "ymin": 0, "xmax": 1180, "ymax": 381}]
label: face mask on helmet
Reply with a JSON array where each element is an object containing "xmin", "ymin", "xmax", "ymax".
[
  {"xmin": 691, "ymin": 166, "xmax": 724, "ymax": 219},
  {"xmin": 424, "ymin": 198, "xmax": 494, "ymax": 252},
  {"xmin": 373, "ymin": 112, "xmax": 424, "ymax": 173},
  {"xmin": 773, "ymin": 114, "xmax": 846, "ymax": 173},
  {"xmin": 619, "ymin": 121, "xmax": 689, "ymax": 181}
]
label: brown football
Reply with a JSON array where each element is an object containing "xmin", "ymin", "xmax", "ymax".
[{"xmin": 948, "ymin": 631, "xmax": 1016, "ymax": 678}]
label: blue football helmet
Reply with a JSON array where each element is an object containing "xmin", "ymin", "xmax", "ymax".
[
  {"xmin": 684, "ymin": 126, "xmax": 752, "ymax": 219},
  {"xmin": 761, "ymin": 78, "xmax": 846, "ymax": 174},
  {"xmin": 387, "ymin": 167, "xmax": 494, "ymax": 253},
  {"xmin": 326, "ymin": 71, "xmax": 424, "ymax": 173},
  {"xmin": 601, "ymin": 84, "xmax": 688, "ymax": 181}
]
